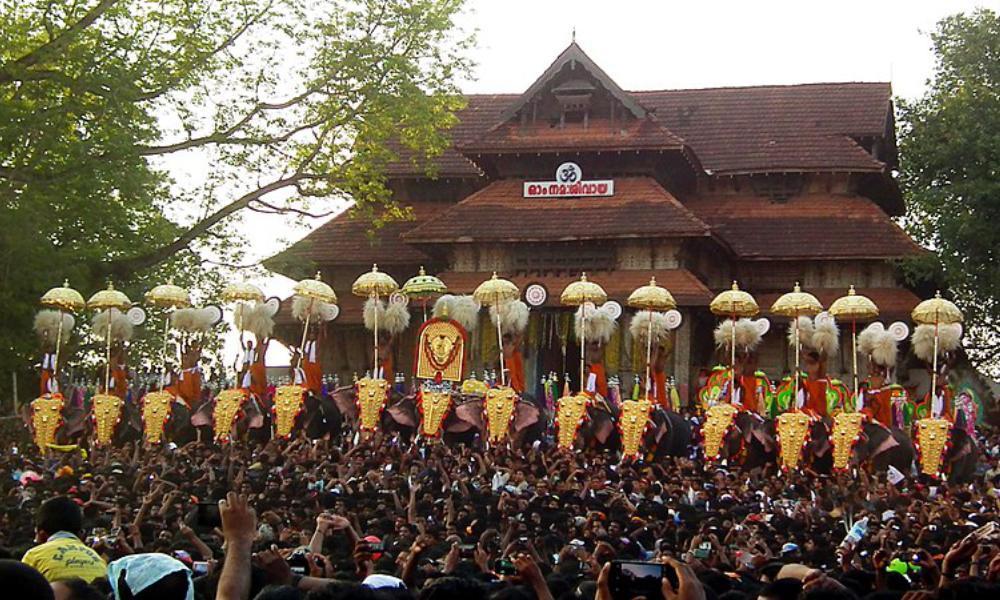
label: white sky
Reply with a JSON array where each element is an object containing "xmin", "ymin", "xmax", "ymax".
[{"xmin": 225, "ymin": 0, "xmax": 996, "ymax": 366}]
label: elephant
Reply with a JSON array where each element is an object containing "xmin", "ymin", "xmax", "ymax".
[
  {"xmin": 119, "ymin": 393, "xmax": 199, "ymax": 446},
  {"xmin": 572, "ymin": 402, "xmax": 691, "ymax": 458},
  {"xmin": 846, "ymin": 422, "xmax": 916, "ymax": 474},
  {"xmin": 189, "ymin": 391, "xmax": 266, "ymax": 443},
  {"xmin": 379, "ymin": 392, "xmax": 544, "ymax": 447},
  {"xmin": 943, "ymin": 425, "xmax": 978, "ymax": 483},
  {"xmin": 710, "ymin": 411, "xmax": 778, "ymax": 469}
]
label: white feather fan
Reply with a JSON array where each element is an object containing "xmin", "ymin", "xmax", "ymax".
[
  {"xmin": 490, "ymin": 300, "xmax": 530, "ymax": 335},
  {"xmin": 859, "ymin": 323, "xmax": 898, "ymax": 367},
  {"xmin": 912, "ymin": 323, "xmax": 962, "ymax": 363},
  {"xmin": 171, "ymin": 307, "xmax": 218, "ymax": 333},
  {"xmin": 363, "ymin": 298, "xmax": 386, "ymax": 332},
  {"xmin": 93, "ymin": 308, "xmax": 133, "ymax": 342},
  {"xmin": 292, "ymin": 296, "xmax": 334, "ymax": 322},
  {"xmin": 631, "ymin": 311, "xmax": 670, "ymax": 347},
  {"xmin": 786, "ymin": 316, "xmax": 814, "ymax": 348},
  {"xmin": 382, "ymin": 302, "xmax": 411, "ymax": 335},
  {"xmin": 811, "ymin": 315, "xmax": 840, "ymax": 357},
  {"xmin": 714, "ymin": 318, "xmax": 763, "ymax": 352},
  {"xmin": 574, "ymin": 305, "xmax": 616, "ymax": 344},
  {"xmin": 238, "ymin": 302, "xmax": 274, "ymax": 340},
  {"xmin": 433, "ymin": 295, "xmax": 480, "ymax": 332},
  {"xmin": 34, "ymin": 310, "xmax": 75, "ymax": 347}
]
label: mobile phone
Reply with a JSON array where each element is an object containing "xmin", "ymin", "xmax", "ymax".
[
  {"xmin": 196, "ymin": 502, "xmax": 222, "ymax": 529},
  {"xmin": 362, "ymin": 541, "xmax": 385, "ymax": 553},
  {"xmin": 192, "ymin": 561, "xmax": 209, "ymax": 576},
  {"xmin": 459, "ymin": 544, "xmax": 476, "ymax": 559},
  {"xmin": 971, "ymin": 522, "xmax": 998, "ymax": 541},
  {"xmin": 495, "ymin": 558, "xmax": 517, "ymax": 576},
  {"xmin": 287, "ymin": 551, "xmax": 309, "ymax": 576},
  {"xmin": 609, "ymin": 560, "xmax": 677, "ymax": 600}
]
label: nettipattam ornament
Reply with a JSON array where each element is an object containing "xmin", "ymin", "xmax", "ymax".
[
  {"xmin": 914, "ymin": 417, "xmax": 951, "ymax": 478},
  {"xmin": 213, "ymin": 389, "xmax": 247, "ymax": 444},
  {"xmin": 31, "ymin": 395, "xmax": 64, "ymax": 451},
  {"xmin": 419, "ymin": 391, "xmax": 451, "ymax": 437},
  {"xmin": 484, "ymin": 386, "xmax": 518, "ymax": 443},
  {"xmin": 356, "ymin": 377, "xmax": 389, "ymax": 432},
  {"xmin": 775, "ymin": 411, "xmax": 812, "ymax": 470},
  {"xmin": 91, "ymin": 394, "xmax": 123, "ymax": 446},
  {"xmin": 619, "ymin": 399, "xmax": 652, "ymax": 459},
  {"xmin": 830, "ymin": 411, "xmax": 865, "ymax": 471},
  {"xmin": 702, "ymin": 403, "xmax": 738, "ymax": 460},
  {"xmin": 141, "ymin": 391, "xmax": 174, "ymax": 444},
  {"xmin": 555, "ymin": 393, "xmax": 590, "ymax": 450},
  {"xmin": 415, "ymin": 319, "xmax": 466, "ymax": 382},
  {"xmin": 272, "ymin": 385, "xmax": 305, "ymax": 438}
]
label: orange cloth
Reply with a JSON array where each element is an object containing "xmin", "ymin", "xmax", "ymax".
[
  {"xmin": 110, "ymin": 366, "xmax": 128, "ymax": 399},
  {"xmin": 587, "ymin": 363, "xmax": 609, "ymax": 399},
  {"xmin": 380, "ymin": 354, "xmax": 394, "ymax": 381},
  {"xmin": 250, "ymin": 363, "xmax": 267, "ymax": 398},
  {"xmin": 653, "ymin": 369, "xmax": 669, "ymax": 409},
  {"xmin": 804, "ymin": 378, "xmax": 828, "ymax": 417},
  {"xmin": 866, "ymin": 387, "xmax": 893, "ymax": 428},
  {"xmin": 168, "ymin": 369, "xmax": 202, "ymax": 408},
  {"xmin": 505, "ymin": 348, "xmax": 525, "ymax": 393},
  {"xmin": 739, "ymin": 375, "xmax": 759, "ymax": 414},
  {"xmin": 303, "ymin": 360, "xmax": 323, "ymax": 395}
]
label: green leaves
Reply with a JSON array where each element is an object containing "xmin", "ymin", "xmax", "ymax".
[
  {"xmin": 898, "ymin": 8, "xmax": 1000, "ymax": 373},
  {"xmin": 0, "ymin": 0, "xmax": 472, "ymax": 400}
]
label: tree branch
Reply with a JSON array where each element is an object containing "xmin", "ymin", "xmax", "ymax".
[
  {"xmin": 248, "ymin": 198, "xmax": 337, "ymax": 219},
  {"xmin": 0, "ymin": 0, "xmax": 121, "ymax": 83}
]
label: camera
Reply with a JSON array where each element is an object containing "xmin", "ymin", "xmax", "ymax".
[{"xmin": 609, "ymin": 560, "xmax": 678, "ymax": 600}]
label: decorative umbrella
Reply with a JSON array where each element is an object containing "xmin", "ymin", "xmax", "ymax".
[
  {"xmin": 352, "ymin": 264, "xmax": 399, "ymax": 379},
  {"xmin": 709, "ymin": 281, "xmax": 759, "ymax": 403},
  {"xmin": 473, "ymin": 272, "xmax": 519, "ymax": 387},
  {"xmin": 770, "ymin": 282, "xmax": 823, "ymax": 409},
  {"xmin": 402, "ymin": 266, "xmax": 447, "ymax": 321},
  {"xmin": 828, "ymin": 286, "xmax": 879, "ymax": 408},
  {"xmin": 292, "ymin": 272, "xmax": 337, "ymax": 370},
  {"xmin": 911, "ymin": 291, "xmax": 963, "ymax": 404},
  {"xmin": 627, "ymin": 277, "xmax": 676, "ymax": 401},
  {"xmin": 87, "ymin": 283, "xmax": 132, "ymax": 396},
  {"xmin": 560, "ymin": 274, "xmax": 608, "ymax": 393},
  {"xmin": 40, "ymin": 280, "xmax": 86, "ymax": 392},
  {"xmin": 146, "ymin": 280, "xmax": 192, "ymax": 391}
]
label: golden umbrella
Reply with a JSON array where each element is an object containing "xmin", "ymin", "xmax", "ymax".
[
  {"xmin": 473, "ymin": 272, "xmax": 520, "ymax": 387},
  {"xmin": 911, "ymin": 291, "xmax": 963, "ymax": 405},
  {"xmin": 560, "ymin": 274, "xmax": 608, "ymax": 393},
  {"xmin": 709, "ymin": 281, "xmax": 759, "ymax": 404},
  {"xmin": 88, "ymin": 283, "xmax": 132, "ymax": 396},
  {"xmin": 770, "ymin": 282, "xmax": 823, "ymax": 410},
  {"xmin": 146, "ymin": 280, "xmax": 192, "ymax": 392},
  {"xmin": 829, "ymin": 285, "xmax": 879, "ymax": 408},
  {"xmin": 220, "ymin": 281, "xmax": 264, "ymax": 384},
  {"xmin": 352, "ymin": 264, "xmax": 399, "ymax": 380},
  {"xmin": 40, "ymin": 280, "xmax": 86, "ymax": 393},
  {"xmin": 627, "ymin": 277, "xmax": 677, "ymax": 401},
  {"xmin": 402, "ymin": 266, "xmax": 447, "ymax": 321},
  {"xmin": 292, "ymin": 272, "xmax": 337, "ymax": 370}
]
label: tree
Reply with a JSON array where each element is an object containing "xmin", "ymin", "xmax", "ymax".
[
  {"xmin": 0, "ymin": 0, "xmax": 472, "ymax": 402},
  {"xmin": 897, "ymin": 8, "xmax": 1000, "ymax": 375}
]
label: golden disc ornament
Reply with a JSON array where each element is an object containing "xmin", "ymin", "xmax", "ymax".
[
  {"xmin": 770, "ymin": 282, "xmax": 823, "ymax": 317},
  {"xmin": 775, "ymin": 411, "xmax": 812, "ymax": 470},
  {"xmin": 710, "ymin": 281, "xmax": 759, "ymax": 318},
  {"xmin": 87, "ymin": 283, "xmax": 131, "ymax": 311},
  {"xmin": 829, "ymin": 286, "xmax": 879, "ymax": 321},
  {"xmin": 555, "ymin": 393, "xmax": 590, "ymax": 450},
  {"xmin": 830, "ymin": 411, "xmax": 865, "ymax": 470},
  {"xmin": 91, "ymin": 393, "xmax": 123, "ymax": 446},
  {"xmin": 293, "ymin": 272, "xmax": 337, "ymax": 304},
  {"xmin": 141, "ymin": 391, "xmax": 175, "ymax": 444},
  {"xmin": 627, "ymin": 277, "xmax": 676, "ymax": 311},
  {"xmin": 221, "ymin": 282, "xmax": 264, "ymax": 304},
  {"xmin": 484, "ymin": 386, "xmax": 518, "ymax": 443},
  {"xmin": 31, "ymin": 396, "xmax": 64, "ymax": 450},
  {"xmin": 352, "ymin": 264, "xmax": 398, "ymax": 298},
  {"xmin": 702, "ymin": 403, "xmax": 739, "ymax": 460},
  {"xmin": 145, "ymin": 281, "xmax": 191, "ymax": 309},
  {"xmin": 272, "ymin": 385, "xmax": 305, "ymax": 438},
  {"xmin": 619, "ymin": 399, "xmax": 652, "ymax": 459},
  {"xmin": 356, "ymin": 377, "xmax": 389, "ymax": 431},
  {"xmin": 911, "ymin": 291, "xmax": 963, "ymax": 325},
  {"xmin": 41, "ymin": 280, "xmax": 86, "ymax": 313},
  {"xmin": 473, "ymin": 272, "xmax": 519, "ymax": 305},
  {"xmin": 402, "ymin": 266, "xmax": 448, "ymax": 300},
  {"xmin": 560, "ymin": 273, "xmax": 607, "ymax": 306}
]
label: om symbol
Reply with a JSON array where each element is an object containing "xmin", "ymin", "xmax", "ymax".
[{"xmin": 557, "ymin": 162, "xmax": 581, "ymax": 183}]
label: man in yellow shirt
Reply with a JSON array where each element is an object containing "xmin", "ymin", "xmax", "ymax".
[{"xmin": 21, "ymin": 496, "xmax": 107, "ymax": 583}]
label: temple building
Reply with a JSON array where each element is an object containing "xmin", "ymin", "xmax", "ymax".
[{"xmin": 267, "ymin": 42, "xmax": 925, "ymax": 404}]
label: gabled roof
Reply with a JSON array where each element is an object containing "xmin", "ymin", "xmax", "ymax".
[
  {"xmin": 495, "ymin": 42, "xmax": 648, "ymax": 124},
  {"xmin": 684, "ymin": 194, "xmax": 924, "ymax": 260},
  {"xmin": 403, "ymin": 177, "xmax": 709, "ymax": 243}
]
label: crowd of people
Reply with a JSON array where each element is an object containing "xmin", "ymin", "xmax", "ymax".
[{"xmin": 2, "ymin": 416, "xmax": 1000, "ymax": 600}]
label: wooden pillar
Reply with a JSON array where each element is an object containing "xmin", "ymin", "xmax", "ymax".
[{"xmin": 674, "ymin": 309, "xmax": 692, "ymax": 407}]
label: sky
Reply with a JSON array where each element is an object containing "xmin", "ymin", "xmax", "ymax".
[{"xmin": 221, "ymin": 0, "xmax": 996, "ymax": 366}]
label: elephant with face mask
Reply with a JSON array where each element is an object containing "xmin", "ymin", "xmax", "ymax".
[{"xmin": 707, "ymin": 410, "xmax": 777, "ymax": 469}]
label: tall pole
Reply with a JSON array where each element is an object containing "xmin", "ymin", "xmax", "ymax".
[
  {"xmin": 104, "ymin": 310, "xmax": 113, "ymax": 394},
  {"xmin": 730, "ymin": 312, "xmax": 737, "ymax": 404},
  {"xmin": 931, "ymin": 318, "xmax": 940, "ymax": 416},
  {"xmin": 159, "ymin": 314, "xmax": 170, "ymax": 391},
  {"xmin": 851, "ymin": 320, "xmax": 859, "ymax": 411},
  {"xmin": 53, "ymin": 309, "xmax": 65, "ymax": 393},
  {"xmin": 373, "ymin": 294, "xmax": 380, "ymax": 379},
  {"xmin": 793, "ymin": 315, "xmax": 800, "ymax": 409},
  {"xmin": 296, "ymin": 298, "xmax": 315, "ymax": 371},
  {"xmin": 496, "ymin": 293, "xmax": 506, "ymax": 387},
  {"xmin": 644, "ymin": 314, "xmax": 654, "ymax": 401},
  {"xmin": 579, "ymin": 307, "xmax": 587, "ymax": 393}
]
